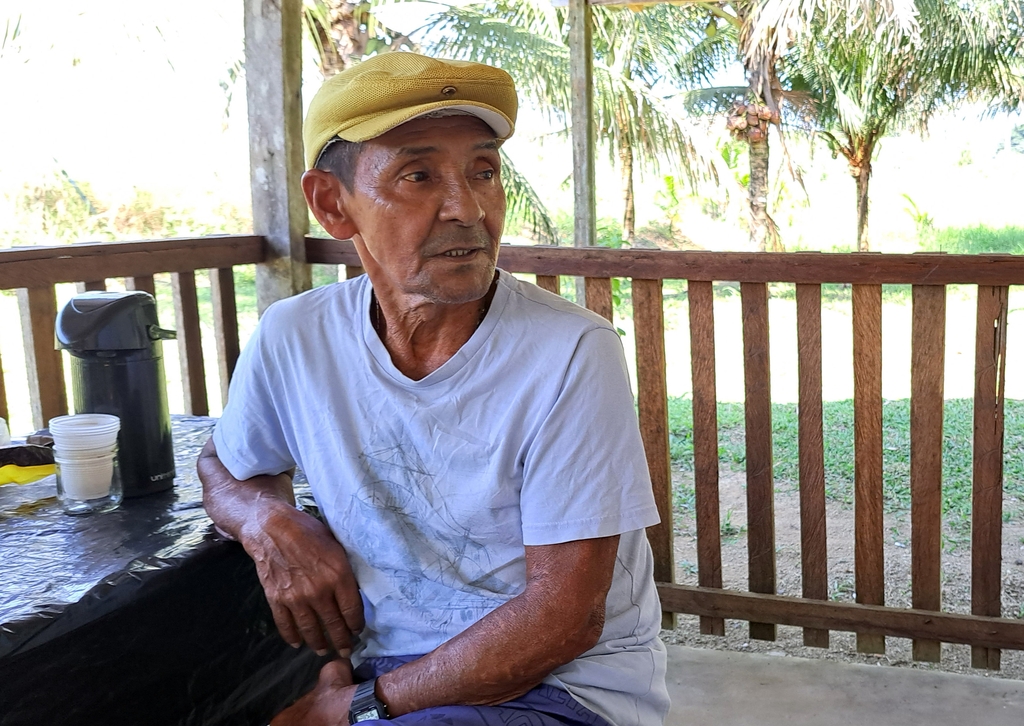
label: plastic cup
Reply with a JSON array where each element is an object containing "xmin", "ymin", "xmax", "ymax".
[
  {"xmin": 55, "ymin": 450, "xmax": 123, "ymax": 515},
  {"xmin": 49, "ymin": 413, "xmax": 120, "ymax": 453}
]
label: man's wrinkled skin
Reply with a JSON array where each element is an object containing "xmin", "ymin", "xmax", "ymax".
[{"xmin": 199, "ymin": 115, "xmax": 620, "ymax": 725}]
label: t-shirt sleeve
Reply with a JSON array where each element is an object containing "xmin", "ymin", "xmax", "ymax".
[
  {"xmin": 520, "ymin": 326, "xmax": 660, "ymax": 546},
  {"xmin": 212, "ymin": 309, "xmax": 296, "ymax": 481}
]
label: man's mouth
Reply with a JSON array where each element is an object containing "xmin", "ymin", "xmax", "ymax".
[{"xmin": 441, "ymin": 249, "xmax": 479, "ymax": 258}]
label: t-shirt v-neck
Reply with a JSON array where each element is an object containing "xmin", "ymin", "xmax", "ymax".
[{"xmin": 359, "ymin": 272, "xmax": 512, "ymax": 389}]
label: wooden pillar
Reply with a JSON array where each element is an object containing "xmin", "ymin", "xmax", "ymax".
[
  {"xmin": 245, "ymin": 0, "xmax": 311, "ymax": 315},
  {"xmin": 568, "ymin": 0, "xmax": 595, "ymax": 306}
]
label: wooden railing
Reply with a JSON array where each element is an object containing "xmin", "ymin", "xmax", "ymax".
[
  {"xmin": 0, "ymin": 236, "xmax": 263, "ymax": 429},
  {"xmin": 4, "ymin": 236, "xmax": 1024, "ymax": 670},
  {"xmin": 309, "ymin": 238, "xmax": 1024, "ymax": 668}
]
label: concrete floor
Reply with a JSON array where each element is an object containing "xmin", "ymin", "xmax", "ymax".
[{"xmin": 666, "ymin": 645, "xmax": 1024, "ymax": 726}]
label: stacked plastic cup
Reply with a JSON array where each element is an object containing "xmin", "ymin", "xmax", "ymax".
[{"xmin": 49, "ymin": 413, "xmax": 123, "ymax": 515}]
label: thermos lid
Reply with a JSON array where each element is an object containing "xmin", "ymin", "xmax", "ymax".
[{"xmin": 56, "ymin": 291, "xmax": 175, "ymax": 352}]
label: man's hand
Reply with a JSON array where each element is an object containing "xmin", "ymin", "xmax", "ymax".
[
  {"xmin": 270, "ymin": 659, "xmax": 357, "ymax": 726},
  {"xmin": 198, "ymin": 437, "xmax": 364, "ymax": 655},
  {"xmin": 243, "ymin": 503, "xmax": 365, "ymax": 655}
]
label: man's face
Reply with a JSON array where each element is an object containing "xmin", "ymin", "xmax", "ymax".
[{"xmin": 340, "ymin": 115, "xmax": 506, "ymax": 306}]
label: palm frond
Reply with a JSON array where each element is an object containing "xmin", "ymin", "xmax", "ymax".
[{"xmin": 501, "ymin": 149, "xmax": 559, "ymax": 245}]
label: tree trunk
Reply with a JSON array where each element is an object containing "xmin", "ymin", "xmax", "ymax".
[
  {"xmin": 854, "ymin": 157, "xmax": 872, "ymax": 252},
  {"xmin": 619, "ymin": 140, "xmax": 635, "ymax": 246},
  {"xmin": 748, "ymin": 133, "xmax": 771, "ymax": 251}
]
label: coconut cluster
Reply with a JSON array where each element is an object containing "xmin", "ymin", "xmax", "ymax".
[{"xmin": 725, "ymin": 103, "xmax": 780, "ymax": 143}]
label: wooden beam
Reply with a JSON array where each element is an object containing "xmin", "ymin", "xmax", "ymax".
[
  {"xmin": 245, "ymin": 0, "xmax": 311, "ymax": 315},
  {"xmin": 687, "ymin": 280, "xmax": 724, "ymax": 636},
  {"xmin": 304, "ymin": 238, "xmax": 1024, "ymax": 286},
  {"xmin": 633, "ymin": 279, "xmax": 675, "ymax": 629},
  {"xmin": 0, "ymin": 237, "xmax": 263, "ymax": 291},
  {"xmin": 796, "ymin": 283, "xmax": 829, "ymax": 648},
  {"xmin": 853, "ymin": 284, "xmax": 885, "ymax": 654},
  {"xmin": 741, "ymin": 282, "xmax": 776, "ymax": 641},
  {"xmin": 211, "ymin": 268, "xmax": 240, "ymax": 407},
  {"xmin": 972, "ymin": 285, "xmax": 1009, "ymax": 670},
  {"xmin": 584, "ymin": 277, "xmax": 613, "ymax": 322},
  {"xmin": 535, "ymin": 275, "xmax": 560, "ymax": 295},
  {"xmin": 17, "ymin": 287, "xmax": 67, "ymax": 430},
  {"xmin": 656, "ymin": 583, "xmax": 1024, "ymax": 651},
  {"xmin": 172, "ymin": 272, "xmax": 209, "ymax": 417},
  {"xmin": 569, "ymin": 0, "xmax": 595, "ymax": 306},
  {"xmin": 0, "ymin": 344, "xmax": 7, "ymax": 424},
  {"xmin": 910, "ymin": 285, "xmax": 946, "ymax": 662}
]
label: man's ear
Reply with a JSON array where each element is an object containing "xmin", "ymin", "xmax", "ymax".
[{"xmin": 301, "ymin": 169, "xmax": 358, "ymax": 240}]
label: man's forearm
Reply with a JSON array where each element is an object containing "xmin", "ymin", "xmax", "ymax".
[
  {"xmin": 198, "ymin": 437, "xmax": 365, "ymax": 655},
  {"xmin": 198, "ymin": 438, "xmax": 296, "ymax": 543},
  {"xmin": 376, "ymin": 536, "xmax": 618, "ymax": 717}
]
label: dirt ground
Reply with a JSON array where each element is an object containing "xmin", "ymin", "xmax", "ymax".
[{"xmin": 662, "ymin": 467, "xmax": 1024, "ymax": 681}]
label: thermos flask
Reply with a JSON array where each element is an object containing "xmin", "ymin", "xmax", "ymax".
[{"xmin": 56, "ymin": 291, "xmax": 176, "ymax": 497}]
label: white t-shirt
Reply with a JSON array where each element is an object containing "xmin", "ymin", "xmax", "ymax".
[{"xmin": 214, "ymin": 270, "xmax": 670, "ymax": 726}]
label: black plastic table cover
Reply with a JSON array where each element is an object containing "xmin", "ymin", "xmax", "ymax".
[{"xmin": 0, "ymin": 417, "xmax": 326, "ymax": 726}]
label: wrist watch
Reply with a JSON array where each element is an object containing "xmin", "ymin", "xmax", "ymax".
[{"xmin": 348, "ymin": 678, "xmax": 390, "ymax": 723}]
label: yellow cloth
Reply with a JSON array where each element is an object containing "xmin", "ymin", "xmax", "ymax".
[
  {"xmin": 0, "ymin": 463, "xmax": 55, "ymax": 485},
  {"xmin": 303, "ymin": 52, "xmax": 518, "ymax": 168}
]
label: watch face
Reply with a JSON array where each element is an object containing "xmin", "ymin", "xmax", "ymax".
[{"xmin": 353, "ymin": 707, "xmax": 382, "ymax": 722}]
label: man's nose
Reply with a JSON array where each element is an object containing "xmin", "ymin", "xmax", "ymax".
[{"xmin": 438, "ymin": 174, "xmax": 485, "ymax": 226}]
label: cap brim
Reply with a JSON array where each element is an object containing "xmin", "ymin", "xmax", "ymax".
[{"xmin": 338, "ymin": 100, "xmax": 514, "ymax": 143}]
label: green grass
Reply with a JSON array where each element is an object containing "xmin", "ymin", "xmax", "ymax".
[
  {"xmin": 920, "ymin": 224, "xmax": 1024, "ymax": 255},
  {"xmin": 668, "ymin": 397, "xmax": 1024, "ymax": 528}
]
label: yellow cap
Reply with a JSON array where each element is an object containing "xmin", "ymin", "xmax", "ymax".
[{"xmin": 303, "ymin": 53, "xmax": 518, "ymax": 169}]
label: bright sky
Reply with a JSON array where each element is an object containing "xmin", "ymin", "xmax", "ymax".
[
  {"xmin": 0, "ymin": 1, "xmax": 450, "ymax": 208},
  {"xmin": 1, "ymin": 0, "xmax": 1021, "ymax": 249}
]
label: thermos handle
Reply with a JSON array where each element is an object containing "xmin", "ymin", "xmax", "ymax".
[{"xmin": 147, "ymin": 325, "xmax": 177, "ymax": 341}]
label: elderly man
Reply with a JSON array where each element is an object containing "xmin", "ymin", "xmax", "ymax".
[{"xmin": 199, "ymin": 53, "xmax": 668, "ymax": 726}]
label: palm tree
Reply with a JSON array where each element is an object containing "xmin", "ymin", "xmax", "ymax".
[
  {"xmin": 304, "ymin": 1, "xmax": 417, "ymax": 78},
  {"xmin": 786, "ymin": 0, "xmax": 1024, "ymax": 250},
  {"xmin": 410, "ymin": 0, "xmax": 733, "ymax": 246},
  {"xmin": 670, "ymin": 0, "xmax": 923, "ymax": 250}
]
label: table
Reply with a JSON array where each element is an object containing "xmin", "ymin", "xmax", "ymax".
[{"xmin": 0, "ymin": 417, "xmax": 326, "ymax": 726}]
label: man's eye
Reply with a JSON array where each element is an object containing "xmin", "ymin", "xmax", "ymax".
[
  {"xmin": 403, "ymin": 171, "xmax": 429, "ymax": 182},
  {"xmin": 478, "ymin": 169, "xmax": 495, "ymax": 180}
]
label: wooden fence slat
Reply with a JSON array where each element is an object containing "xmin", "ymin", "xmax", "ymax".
[
  {"xmin": 210, "ymin": 268, "xmax": 240, "ymax": 408},
  {"xmin": 910, "ymin": 285, "xmax": 947, "ymax": 662},
  {"xmin": 0, "ymin": 345, "xmax": 8, "ymax": 423},
  {"xmin": 687, "ymin": 280, "xmax": 724, "ymax": 635},
  {"xmin": 633, "ymin": 278, "xmax": 675, "ymax": 629},
  {"xmin": 127, "ymin": 274, "xmax": 157, "ymax": 298},
  {"xmin": 171, "ymin": 272, "xmax": 208, "ymax": 417},
  {"xmin": 972, "ymin": 285, "xmax": 1009, "ymax": 670},
  {"xmin": 657, "ymin": 583, "xmax": 1024, "ymax": 650},
  {"xmin": 76, "ymin": 280, "xmax": 107, "ymax": 293},
  {"xmin": 852, "ymin": 283, "xmax": 885, "ymax": 654},
  {"xmin": 535, "ymin": 275, "xmax": 560, "ymax": 295},
  {"xmin": 345, "ymin": 265, "xmax": 365, "ymax": 279},
  {"xmin": 796, "ymin": 283, "xmax": 829, "ymax": 648},
  {"xmin": 17, "ymin": 287, "xmax": 67, "ymax": 430},
  {"xmin": 740, "ymin": 282, "xmax": 776, "ymax": 641},
  {"xmin": 584, "ymin": 277, "xmax": 613, "ymax": 323}
]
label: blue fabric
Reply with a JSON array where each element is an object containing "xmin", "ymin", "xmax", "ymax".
[{"xmin": 353, "ymin": 656, "xmax": 614, "ymax": 726}]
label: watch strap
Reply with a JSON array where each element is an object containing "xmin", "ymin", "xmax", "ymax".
[{"xmin": 348, "ymin": 677, "xmax": 389, "ymax": 723}]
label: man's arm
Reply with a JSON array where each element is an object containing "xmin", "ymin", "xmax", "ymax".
[
  {"xmin": 198, "ymin": 437, "xmax": 364, "ymax": 656},
  {"xmin": 271, "ymin": 534, "xmax": 620, "ymax": 724}
]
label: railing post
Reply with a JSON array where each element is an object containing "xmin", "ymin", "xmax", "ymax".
[
  {"xmin": 568, "ymin": 0, "xmax": 595, "ymax": 307},
  {"xmin": 245, "ymin": 0, "xmax": 311, "ymax": 315},
  {"xmin": 17, "ymin": 287, "xmax": 67, "ymax": 430}
]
